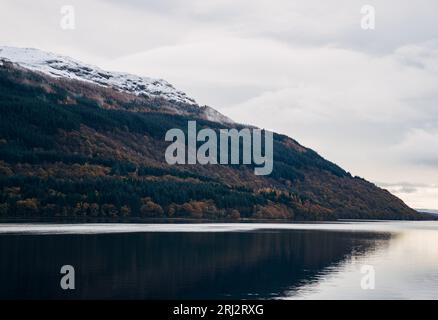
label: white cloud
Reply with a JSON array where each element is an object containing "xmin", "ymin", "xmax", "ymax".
[
  {"xmin": 393, "ymin": 129, "xmax": 438, "ymax": 166},
  {"xmin": 380, "ymin": 183, "xmax": 438, "ymax": 210}
]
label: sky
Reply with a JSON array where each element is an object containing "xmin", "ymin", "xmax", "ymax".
[{"xmin": 1, "ymin": 0, "xmax": 438, "ymax": 209}]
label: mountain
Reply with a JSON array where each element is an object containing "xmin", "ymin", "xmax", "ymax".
[
  {"xmin": 0, "ymin": 46, "xmax": 233, "ymax": 124},
  {"xmin": 0, "ymin": 46, "xmax": 196, "ymax": 105},
  {"xmin": 0, "ymin": 46, "xmax": 431, "ymax": 220},
  {"xmin": 417, "ymin": 209, "xmax": 438, "ymax": 216}
]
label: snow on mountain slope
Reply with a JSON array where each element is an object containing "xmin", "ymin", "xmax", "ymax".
[
  {"xmin": 201, "ymin": 106, "xmax": 234, "ymax": 124},
  {"xmin": 0, "ymin": 46, "xmax": 197, "ymax": 105}
]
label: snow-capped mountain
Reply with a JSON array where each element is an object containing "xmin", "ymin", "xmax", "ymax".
[
  {"xmin": 0, "ymin": 45, "xmax": 422, "ymax": 222},
  {"xmin": 0, "ymin": 46, "xmax": 196, "ymax": 105},
  {"xmin": 200, "ymin": 105, "xmax": 235, "ymax": 124}
]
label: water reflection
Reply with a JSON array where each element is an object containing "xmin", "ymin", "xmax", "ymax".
[
  {"xmin": 285, "ymin": 229, "xmax": 438, "ymax": 300},
  {"xmin": 0, "ymin": 229, "xmax": 391, "ymax": 299}
]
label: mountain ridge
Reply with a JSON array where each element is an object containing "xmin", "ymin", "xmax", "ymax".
[
  {"xmin": 0, "ymin": 46, "xmax": 432, "ymax": 221},
  {"xmin": 0, "ymin": 46, "xmax": 234, "ymax": 125},
  {"xmin": 0, "ymin": 46, "xmax": 198, "ymax": 105}
]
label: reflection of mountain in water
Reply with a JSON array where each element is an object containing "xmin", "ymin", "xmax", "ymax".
[{"xmin": 0, "ymin": 230, "xmax": 391, "ymax": 299}]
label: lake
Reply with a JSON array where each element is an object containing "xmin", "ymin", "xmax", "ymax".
[{"xmin": 0, "ymin": 221, "xmax": 437, "ymax": 299}]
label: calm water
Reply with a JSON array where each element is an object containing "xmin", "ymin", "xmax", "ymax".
[{"xmin": 0, "ymin": 221, "xmax": 438, "ymax": 299}]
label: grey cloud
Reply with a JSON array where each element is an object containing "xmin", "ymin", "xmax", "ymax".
[{"xmin": 377, "ymin": 182, "xmax": 427, "ymax": 194}]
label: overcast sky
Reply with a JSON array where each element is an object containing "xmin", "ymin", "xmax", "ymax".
[{"xmin": 2, "ymin": 0, "xmax": 438, "ymax": 209}]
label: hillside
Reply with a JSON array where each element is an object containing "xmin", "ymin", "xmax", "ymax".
[{"xmin": 0, "ymin": 48, "xmax": 429, "ymax": 221}]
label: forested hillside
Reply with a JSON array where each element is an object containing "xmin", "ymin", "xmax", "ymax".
[{"xmin": 0, "ymin": 60, "xmax": 429, "ymax": 220}]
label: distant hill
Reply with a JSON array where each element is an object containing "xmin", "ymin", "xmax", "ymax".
[
  {"xmin": 417, "ymin": 209, "xmax": 438, "ymax": 216},
  {"xmin": 0, "ymin": 47, "xmax": 432, "ymax": 221}
]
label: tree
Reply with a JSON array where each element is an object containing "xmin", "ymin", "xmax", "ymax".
[
  {"xmin": 89, "ymin": 203, "xmax": 99, "ymax": 217},
  {"xmin": 120, "ymin": 205, "xmax": 131, "ymax": 217},
  {"xmin": 101, "ymin": 204, "xmax": 118, "ymax": 217},
  {"xmin": 16, "ymin": 198, "xmax": 39, "ymax": 215},
  {"xmin": 229, "ymin": 209, "xmax": 240, "ymax": 220},
  {"xmin": 140, "ymin": 200, "xmax": 164, "ymax": 217},
  {"xmin": 0, "ymin": 203, "xmax": 9, "ymax": 216}
]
